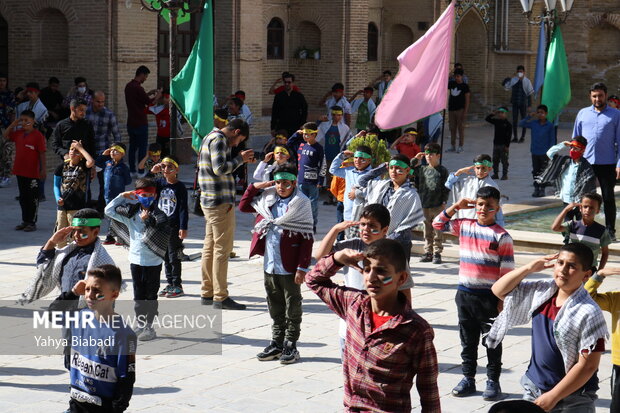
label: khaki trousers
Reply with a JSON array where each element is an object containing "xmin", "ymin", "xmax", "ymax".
[
  {"xmin": 200, "ymin": 203, "xmax": 235, "ymax": 301},
  {"xmin": 55, "ymin": 209, "xmax": 78, "ymax": 248},
  {"xmin": 423, "ymin": 206, "xmax": 444, "ymax": 254},
  {"xmin": 448, "ymin": 109, "xmax": 465, "ymax": 147}
]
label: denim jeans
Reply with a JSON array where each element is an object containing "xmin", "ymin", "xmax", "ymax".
[
  {"xmin": 127, "ymin": 124, "xmax": 149, "ymax": 173},
  {"xmin": 521, "ymin": 374, "xmax": 597, "ymax": 413},
  {"xmin": 299, "ymin": 183, "xmax": 319, "ymax": 231}
]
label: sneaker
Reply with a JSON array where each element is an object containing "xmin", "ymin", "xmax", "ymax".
[
  {"xmin": 446, "ymin": 146, "xmax": 456, "ymax": 152},
  {"xmin": 456, "ymin": 146, "xmax": 464, "ymax": 153},
  {"xmin": 256, "ymin": 340, "xmax": 283, "ymax": 361},
  {"xmin": 491, "ymin": 174, "xmax": 499, "ymax": 180},
  {"xmin": 159, "ymin": 285, "xmax": 173, "ymax": 297},
  {"xmin": 133, "ymin": 325, "xmax": 146, "ymax": 336},
  {"xmin": 166, "ymin": 286, "xmax": 185, "ymax": 298},
  {"xmin": 201, "ymin": 296, "xmax": 214, "ymax": 305},
  {"xmin": 419, "ymin": 253, "xmax": 433, "ymax": 263},
  {"xmin": 229, "ymin": 251, "xmax": 237, "ymax": 258},
  {"xmin": 432, "ymin": 253, "xmax": 442, "ymax": 264},
  {"xmin": 138, "ymin": 326, "xmax": 156, "ymax": 341},
  {"xmin": 102, "ymin": 236, "xmax": 116, "ymax": 245},
  {"xmin": 15, "ymin": 222, "xmax": 27, "ymax": 230},
  {"xmin": 608, "ymin": 228, "xmax": 617, "ymax": 242},
  {"xmin": 23, "ymin": 223, "xmax": 37, "ymax": 232},
  {"xmin": 482, "ymin": 379, "xmax": 501, "ymax": 401},
  {"xmin": 500, "ymin": 175, "xmax": 508, "ymax": 180},
  {"xmin": 213, "ymin": 297, "xmax": 246, "ymax": 310},
  {"xmin": 452, "ymin": 376, "xmax": 476, "ymax": 397},
  {"xmin": 279, "ymin": 340, "xmax": 300, "ymax": 364},
  {"xmin": 0, "ymin": 177, "xmax": 9, "ymax": 188}
]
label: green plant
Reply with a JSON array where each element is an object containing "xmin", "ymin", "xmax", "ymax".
[{"xmin": 346, "ymin": 134, "xmax": 391, "ymax": 167}]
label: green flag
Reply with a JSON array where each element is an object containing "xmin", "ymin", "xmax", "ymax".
[
  {"xmin": 170, "ymin": 2, "xmax": 213, "ymax": 153},
  {"xmin": 143, "ymin": 0, "xmax": 191, "ymax": 24},
  {"xmin": 541, "ymin": 25, "xmax": 570, "ymax": 122}
]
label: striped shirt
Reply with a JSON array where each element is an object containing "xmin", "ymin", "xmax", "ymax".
[
  {"xmin": 433, "ymin": 211, "xmax": 514, "ymax": 291},
  {"xmin": 198, "ymin": 128, "xmax": 243, "ymax": 207},
  {"xmin": 306, "ymin": 254, "xmax": 441, "ymax": 413},
  {"xmin": 567, "ymin": 220, "xmax": 611, "ymax": 267}
]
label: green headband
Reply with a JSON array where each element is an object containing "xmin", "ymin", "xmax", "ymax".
[
  {"xmin": 497, "ymin": 108, "xmax": 508, "ymax": 113},
  {"xmin": 424, "ymin": 150, "xmax": 440, "ymax": 155},
  {"xmin": 474, "ymin": 160, "xmax": 493, "ymax": 168},
  {"xmin": 72, "ymin": 218, "xmax": 101, "ymax": 227},
  {"xmin": 389, "ymin": 159, "xmax": 414, "ymax": 175},
  {"xmin": 354, "ymin": 151, "xmax": 372, "ymax": 159},
  {"xmin": 273, "ymin": 172, "xmax": 297, "ymax": 181}
]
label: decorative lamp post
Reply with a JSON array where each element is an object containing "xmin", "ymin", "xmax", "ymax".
[
  {"xmin": 520, "ymin": 0, "xmax": 574, "ymax": 25},
  {"xmin": 139, "ymin": 0, "xmax": 207, "ymax": 156}
]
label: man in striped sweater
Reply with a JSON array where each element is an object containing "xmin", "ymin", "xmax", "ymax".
[{"xmin": 433, "ymin": 186, "xmax": 514, "ymax": 401}]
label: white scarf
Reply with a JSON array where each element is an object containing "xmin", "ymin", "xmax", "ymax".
[
  {"xmin": 251, "ymin": 187, "xmax": 314, "ymax": 239},
  {"xmin": 486, "ymin": 279, "xmax": 608, "ymax": 373},
  {"xmin": 365, "ymin": 180, "xmax": 424, "ymax": 235}
]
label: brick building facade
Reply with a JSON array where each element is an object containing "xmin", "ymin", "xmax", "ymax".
[{"xmin": 1, "ymin": 0, "xmax": 619, "ymax": 145}]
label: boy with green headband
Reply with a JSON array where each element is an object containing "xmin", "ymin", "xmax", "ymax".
[
  {"xmin": 97, "ymin": 142, "xmax": 132, "ymax": 245},
  {"xmin": 485, "ymin": 107, "xmax": 512, "ymax": 180},
  {"xmin": 239, "ymin": 162, "xmax": 314, "ymax": 364}
]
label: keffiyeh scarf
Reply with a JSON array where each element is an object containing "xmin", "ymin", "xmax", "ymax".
[
  {"xmin": 251, "ymin": 187, "xmax": 314, "ymax": 239},
  {"xmin": 110, "ymin": 202, "xmax": 171, "ymax": 259}
]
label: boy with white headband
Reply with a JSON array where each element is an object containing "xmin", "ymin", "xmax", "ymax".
[{"xmin": 239, "ymin": 163, "xmax": 314, "ymax": 364}]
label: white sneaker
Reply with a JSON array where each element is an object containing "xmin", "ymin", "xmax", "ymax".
[
  {"xmin": 0, "ymin": 177, "xmax": 9, "ymax": 188},
  {"xmin": 138, "ymin": 326, "xmax": 156, "ymax": 341},
  {"xmin": 456, "ymin": 146, "xmax": 464, "ymax": 153},
  {"xmin": 446, "ymin": 146, "xmax": 456, "ymax": 152}
]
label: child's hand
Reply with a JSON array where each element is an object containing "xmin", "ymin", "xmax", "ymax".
[
  {"xmin": 57, "ymin": 198, "xmax": 64, "ymax": 206},
  {"xmin": 355, "ymin": 130, "xmax": 367, "ymax": 138},
  {"xmin": 72, "ymin": 140, "xmax": 83, "ymax": 150},
  {"xmin": 254, "ymin": 180, "xmax": 274, "ymax": 190},
  {"xmin": 121, "ymin": 191, "xmax": 137, "ymax": 200},
  {"xmin": 456, "ymin": 198, "xmax": 476, "ymax": 210},
  {"xmin": 319, "ymin": 115, "xmax": 328, "ymax": 122},
  {"xmin": 347, "ymin": 189, "xmax": 356, "ymax": 200},
  {"xmin": 334, "ymin": 220, "xmax": 359, "ymax": 233},
  {"xmin": 534, "ymin": 391, "xmax": 561, "ymax": 412},
  {"xmin": 596, "ymin": 267, "xmax": 620, "ymax": 277},
  {"xmin": 263, "ymin": 152, "xmax": 274, "ymax": 162},
  {"xmin": 294, "ymin": 270, "xmax": 306, "ymax": 285},
  {"xmin": 455, "ymin": 165, "xmax": 474, "ymax": 176},
  {"xmin": 49, "ymin": 226, "xmax": 74, "ymax": 245},
  {"xmin": 241, "ymin": 149, "xmax": 255, "ymax": 163},
  {"xmin": 343, "ymin": 150, "xmax": 354, "ymax": 158},
  {"xmin": 414, "ymin": 152, "xmax": 425, "ymax": 160},
  {"xmin": 296, "ymin": 129, "xmax": 303, "ymax": 135},
  {"xmin": 334, "ymin": 249, "xmax": 365, "ymax": 272},
  {"xmin": 102, "ymin": 148, "xmax": 111, "ymax": 156},
  {"xmin": 179, "ymin": 229, "xmax": 187, "ymax": 240},
  {"xmin": 528, "ymin": 253, "xmax": 559, "ymax": 273},
  {"xmin": 72, "ymin": 280, "xmax": 87, "ymax": 296},
  {"xmin": 140, "ymin": 209, "xmax": 149, "ymax": 221},
  {"xmin": 566, "ymin": 202, "xmax": 580, "ymax": 210},
  {"xmin": 562, "ymin": 141, "xmax": 572, "ymax": 147}
]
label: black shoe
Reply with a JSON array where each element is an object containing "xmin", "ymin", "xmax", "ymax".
[
  {"xmin": 482, "ymin": 379, "xmax": 502, "ymax": 400},
  {"xmin": 532, "ymin": 188, "xmax": 544, "ymax": 198},
  {"xmin": 419, "ymin": 253, "xmax": 433, "ymax": 263},
  {"xmin": 279, "ymin": 340, "xmax": 300, "ymax": 364},
  {"xmin": 256, "ymin": 340, "xmax": 283, "ymax": 361},
  {"xmin": 213, "ymin": 297, "xmax": 246, "ymax": 310},
  {"xmin": 491, "ymin": 174, "xmax": 499, "ymax": 180},
  {"xmin": 201, "ymin": 296, "xmax": 213, "ymax": 305},
  {"xmin": 432, "ymin": 253, "xmax": 442, "ymax": 264},
  {"xmin": 510, "ymin": 138, "xmax": 518, "ymax": 143},
  {"xmin": 452, "ymin": 376, "xmax": 476, "ymax": 397},
  {"xmin": 518, "ymin": 138, "xmax": 525, "ymax": 143},
  {"xmin": 500, "ymin": 175, "xmax": 508, "ymax": 180}
]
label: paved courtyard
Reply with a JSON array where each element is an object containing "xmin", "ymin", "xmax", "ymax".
[{"xmin": 0, "ymin": 122, "xmax": 618, "ymax": 412}]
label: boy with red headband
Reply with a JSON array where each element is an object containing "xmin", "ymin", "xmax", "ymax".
[{"xmin": 537, "ymin": 136, "xmax": 596, "ymax": 222}]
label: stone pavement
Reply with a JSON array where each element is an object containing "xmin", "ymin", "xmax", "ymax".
[{"xmin": 0, "ymin": 123, "xmax": 618, "ymax": 412}]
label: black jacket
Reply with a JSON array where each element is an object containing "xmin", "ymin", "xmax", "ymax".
[{"xmin": 51, "ymin": 117, "xmax": 95, "ymax": 159}]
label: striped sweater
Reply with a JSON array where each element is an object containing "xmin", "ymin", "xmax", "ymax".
[{"xmin": 433, "ymin": 211, "xmax": 514, "ymax": 291}]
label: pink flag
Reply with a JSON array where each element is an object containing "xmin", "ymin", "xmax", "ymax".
[{"xmin": 374, "ymin": 2, "xmax": 455, "ymax": 129}]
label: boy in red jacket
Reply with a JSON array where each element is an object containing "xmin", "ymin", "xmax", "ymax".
[{"xmin": 239, "ymin": 162, "xmax": 314, "ymax": 364}]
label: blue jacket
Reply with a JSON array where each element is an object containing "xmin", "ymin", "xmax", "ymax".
[{"xmin": 97, "ymin": 156, "xmax": 132, "ymax": 203}]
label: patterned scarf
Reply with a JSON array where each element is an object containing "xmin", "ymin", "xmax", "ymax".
[
  {"xmin": 110, "ymin": 202, "xmax": 171, "ymax": 259},
  {"xmin": 251, "ymin": 187, "xmax": 314, "ymax": 239},
  {"xmin": 535, "ymin": 155, "xmax": 596, "ymax": 201}
]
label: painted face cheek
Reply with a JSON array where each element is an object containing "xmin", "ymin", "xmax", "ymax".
[
  {"xmin": 96, "ymin": 294, "xmax": 105, "ymax": 301},
  {"xmin": 381, "ymin": 276, "xmax": 393, "ymax": 285},
  {"xmin": 370, "ymin": 229, "xmax": 381, "ymax": 234}
]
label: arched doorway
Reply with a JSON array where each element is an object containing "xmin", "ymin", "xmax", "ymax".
[
  {"xmin": 0, "ymin": 14, "xmax": 7, "ymax": 75},
  {"xmin": 454, "ymin": 9, "xmax": 488, "ymax": 111}
]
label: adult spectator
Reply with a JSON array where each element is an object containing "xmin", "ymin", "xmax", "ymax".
[
  {"xmin": 227, "ymin": 97, "xmax": 249, "ymax": 125},
  {"xmin": 16, "ymin": 82, "xmax": 48, "ymax": 128},
  {"xmin": 51, "ymin": 98, "xmax": 95, "ymax": 160},
  {"xmin": 270, "ymin": 73, "xmax": 308, "ymax": 137},
  {"xmin": 233, "ymin": 90, "xmax": 253, "ymax": 126},
  {"xmin": 86, "ymin": 91, "xmax": 122, "ymax": 211},
  {"xmin": 39, "ymin": 77, "xmax": 65, "ymax": 126},
  {"xmin": 573, "ymin": 82, "xmax": 620, "ymax": 240},
  {"xmin": 370, "ymin": 70, "xmax": 393, "ymax": 102},
  {"xmin": 503, "ymin": 65, "xmax": 534, "ymax": 143},
  {"xmin": 125, "ymin": 65, "xmax": 160, "ymax": 175},
  {"xmin": 0, "ymin": 74, "xmax": 16, "ymax": 188},
  {"xmin": 268, "ymin": 71, "xmax": 301, "ymax": 95},
  {"xmin": 447, "ymin": 69, "xmax": 470, "ymax": 153},
  {"xmin": 62, "ymin": 76, "xmax": 94, "ymax": 110},
  {"xmin": 198, "ymin": 118, "xmax": 254, "ymax": 310}
]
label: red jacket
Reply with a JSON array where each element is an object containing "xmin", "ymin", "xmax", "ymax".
[{"xmin": 239, "ymin": 184, "xmax": 313, "ymax": 273}]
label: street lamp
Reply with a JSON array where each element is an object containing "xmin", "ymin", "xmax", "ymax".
[
  {"xmin": 140, "ymin": 0, "xmax": 207, "ymax": 156},
  {"xmin": 520, "ymin": 0, "xmax": 574, "ymax": 25}
]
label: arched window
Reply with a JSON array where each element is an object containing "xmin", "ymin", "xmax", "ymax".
[
  {"xmin": 37, "ymin": 8, "xmax": 68, "ymax": 63},
  {"xmin": 368, "ymin": 23, "xmax": 378, "ymax": 61},
  {"xmin": 389, "ymin": 24, "xmax": 413, "ymax": 61},
  {"xmin": 267, "ymin": 18, "xmax": 284, "ymax": 59}
]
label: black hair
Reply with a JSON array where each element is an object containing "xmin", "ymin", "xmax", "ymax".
[
  {"xmin": 366, "ymin": 239, "xmax": 407, "ymax": 273},
  {"xmin": 391, "ymin": 153, "xmax": 410, "ymax": 165},
  {"xmin": 590, "ymin": 82, "xmax": 607, "ymax": 94},
  {"xmin": 136, "ymin": 65, "xmax": 150, "ymax": 77},
  {"xmin": 88, "ymin": 265, "xmax": 123, "ymax": 291},
  {"xmin": 488, "ymin": 400, "xmax": 545, "ymax": 413},
  {"xmin": 274, "ymin": 129, "xmax": 288, "ymax": 138},
  {"xmin": 517, "ymin": 65, "xmax": 525, "ymax": 71},
  {"xmin": 560, "ymin": 242, "xmax": 594, "ymax": 272},
  {"xmin": 476, "ymin": 186, "xmax": 501, "ymax": 202},
  {"xmin": 454, "ymin": 62, "xmax": 463, "ymax": 68},
  {"xmin": 272, "ymin": 162, "xmax": 297, "ymax": 177},
  {"xmin": 282, "ymin": 72, "xmax": 295, "ymax": 82},
  {"xmin": 356, "ymin": 144, "xmax": 373, "ymax": 156},
  {"xmin": 224, "ymin": 118, "xmax": 250, "ymax": 138},
  {"xmin": 537, "ymin": 104, "xmax": 548, "ymax": 112},
  {"xmin": 367, "ymin": 126, "xmax": 381, "ymax": 135},
  {"xmin": 383, "ymin": 70, "xmax": 392, "ymax": 76},
  {"xmin": 404, "ymin": 127, "xmax": 417, "ymax": 134},
  {"xmin": 229, "ymin": 97, "xmax": 243, "ymax": 108},
  {"xmin": 474, "ymin": 153, "xmax": 492, "ymax": 164},
  {"xmin": 582, "ymin": 192, "xmax": 603, "ymax": 209},
  {"xmin": 360, "ymin": 204, "xmax": 390, "ymax": 229},
  {"xmin": 425, "ymin": 142, "xmax": 441, "ymax": 153},
  {"xmin": 70, "ymin": 98, "xmax": 88, "ymax": 108},
  {"xmin": 214, "ymin": 108, "xmax": 229, "ymax": 120},
  {"xmin": 48, "ymin": 77, "xmax": 59, "ymax": 85},
  {"xmin": 19, "ymin": 109, "xmax": 35, "ymax": 119},
  {"xmin": 302, "ymin": 122, "xmax": 318, "ymax": 131},
  {"xmin": 572, "ymin": 135, "xmax": 588, "ymax": 147},
  {"xmin": 148, "ymin": 142, "xmax": 162, "ymax": 152},
  {"xmin": 363, "ymin": 86, "xmax": 374, "ymax": 92},
  {"xmin": 26, "ymin": 81, "xmax": 40, "ymax": 90},
  {"xmin": 73, "ymin": 208, "xmax": 102, "ymax": 228},
  {"xmin": 454, "ymin": 68, "xmax": 464, "ymax": 76},
  {"xmin": 234, "ymin": 90, "xmax": 245, "ymax": 97},
  {"xmin": 0, "ymin": 73, "xmax": 7, "ymax": 79},
  {"xmin": 330, "ymin": 105, "xmax": 343, "ymax": 112},
  {"xmin": 135, "ymin": 177, "xmax": 157, "ymax": 190},
  {"xmin": 74, "ymin": 76, "xmax": 86, "ymax": 85},
  {"xmin": 331, "ymin": 82, "xmax": 345, "ymax": 91}
]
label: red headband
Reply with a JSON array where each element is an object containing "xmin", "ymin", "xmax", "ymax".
[
  {"xmin": 333, "ymin": 88, "xmax": 344, "ymax": 93},
  {"xmin": 569, "ymin": 141, "xmax": 586, "ymax": 150},
  {"xmin": 26, "ymin": 87, "xmax": 39, "ymax": 93},
  {"xmin": 135, "ymin": 187, "xmax": 156, "ymax": 195}
]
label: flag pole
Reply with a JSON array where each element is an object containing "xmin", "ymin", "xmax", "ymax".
[{"xmin": 439, "ymin": 109, "xmax": 446, "ymax": 166}]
